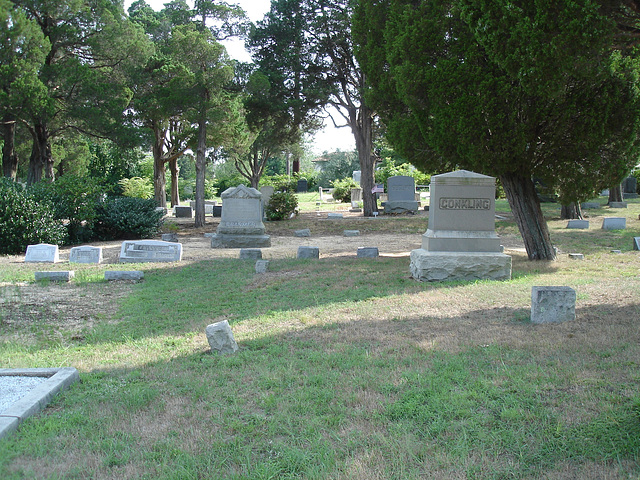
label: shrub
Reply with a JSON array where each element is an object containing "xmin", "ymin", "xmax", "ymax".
[
  {"xmin": 265, "ymin": 191, "xmax": 298, "ymax": 221},
  {"xmin": 93, "ymin": 197, "xmax": 164, "ymax": 240},
  {"xmin": 331, "ymin": 178, "xmax": 359, "ymax": 203},
  {"xmin": 0, "ymin": 178, "xmax": 66, "ymax": 254},
  {"xmin": 119, "ymin": 177, "xmax": 154, "ymax": 199},
  {"xmin": 29, "ymin": 175, "xmax": 104, "ymax": 243}
]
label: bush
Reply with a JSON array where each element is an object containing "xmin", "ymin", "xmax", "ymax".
[
  {"xmin": 265, "ymin": 191, "xmax": 298, "ymax": 221},
  {"xmin": 119, "ymin": 177, "xmax": 154, "ymax": 199},
  {"xmin": 331, "ymin": 178, "xmax": 359, "ymax": 203},
  {"xmin": 93, "ymin": 197, "xmax": 164, "ymax": 240},
  {"xmin": 0, "ymin": 179, "xmax": 66, "ymax": 254},
  {"xmin": 29, "ymin": 175, "xmax": 104, "ymax": 243}
]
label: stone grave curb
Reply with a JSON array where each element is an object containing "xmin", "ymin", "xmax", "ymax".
[{"xmin": 0, "ymin": 367, "xmax": 79, "ymax": 441}]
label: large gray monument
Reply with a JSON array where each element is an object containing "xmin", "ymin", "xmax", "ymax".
[
  {"xmin": 210, "ymin": 185, "xmax": 271, "ymax": 248},
  {"xmin": 410, "ymin": 170, "xmax": 511, "ymax": 281},
  {"xmin": 384, "ymin": 175, "xmax": 419, "ymax": 214}
]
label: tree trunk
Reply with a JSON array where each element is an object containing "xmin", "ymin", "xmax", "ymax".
[
  {"xmin": 351, "ymin": 103, "xmax": 377, "ymax": 217},
  {"xmin": 500, "ymin": 173, "xmax": 556, "ymax": 260},
  {"xmin": 169, "ymin": 157, "xmax": 180, "ymax": 207},
  {"xmin": 26, "ymin": 121, "xmax": 51, "ymax": 184},
  {"xmin": 152, "ymin": 128, "xmax": 167, "ymax": 208},
  {"xmin": 2, "ymin": 116, "xmax": 18, "ymax": 180},
  {"xmin": 608, "ymin": 184, "xmax": 623, "ymax": 203},
  {"xmin": 194, "ymin": 114, "xmax": 207, "ymax": 228},
  {"xmin": 560, "ymin": 203, "xmax": 583, "ymax": 220}
]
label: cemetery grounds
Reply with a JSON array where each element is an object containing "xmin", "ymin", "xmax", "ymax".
[{"xmin": 0, "ymin": 195, "xmax": 639, "ymax": 479}]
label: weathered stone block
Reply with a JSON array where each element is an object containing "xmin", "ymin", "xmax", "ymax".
[
  {"xmin": 25, "ymin": 244, "xmax": 59, "ymax": 263},
  {"xmin": 530, "ymin": 286, "xmax": 576, "ymax": 324},
  {"xmin": 105, "ymin": 271, "xmax": 144, "ymax": 281},
  {"xmin": 206, "ymin": 320, "xmax": 238, "ymax": 354},
  {"xmin": 35, "ymin": 271, "xmax": 74, "ymax": 282},
  {"xmin": 566, "ymin": 220, "xmax": 589, "ymax": 229},
  {"xmin": 240, "ymin": 248, "xmax": 262, "ymax": 260},
  {"xmin": 297, "ymin": 246, "xmax": 319, "ymax": 259},
  {"xmin": 161, "ymin": 233, "xmax": 178, "ymax": 243},
  {"xmin": 568, "ymin": 253, "xmax": 584, "ymax": 260},
  {"xmin": 343, "ymin": 230, "xmax": 360, "ymax": 237},
  {"xmin": 410, "ymin": 250, "xmax": 511, "ymax": 282},
  {"xmin": 69, "ymin": 246, "xmax": 102, "ymax": 264},
  {"xmin": 255, "ymin": 260, "xmax": 269, "ymax": 274},
  {"xmin": 602, "ymin": 217, "xmax": 626, "ymax": 230},
  {"xmin": 174, "ymin": 206, "xmax": 193, "ymax": 218},
  {"xmin": 609, "ymin": 202, "xmax": 628, "ymax": 208},
  {"xmin": 294, "ymin": 229, "xmax": 311, "ymax": 237},
  {"xmin": 328, "ymin": 212, "xmax": 343, "ymax": 219},
  {"xmin": 357, "ymin": 247, "xmax": 379, "ymax": 258}
]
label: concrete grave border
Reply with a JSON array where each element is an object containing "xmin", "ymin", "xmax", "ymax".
[{"xmin": 0, "ymin": 367, "xmax": 79, "ymax": 441}]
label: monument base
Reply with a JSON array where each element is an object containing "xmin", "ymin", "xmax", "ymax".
[
  {"xmin": 384, "ymin": 201, "xmax": 419, "ymax": 214},
  {"xmin": 210, "ymin": 234, "xmax": 271, "ymax": 248},
  {"xmin": 409, "ymin": 249, "xmax": 511, "ymax": 282}
]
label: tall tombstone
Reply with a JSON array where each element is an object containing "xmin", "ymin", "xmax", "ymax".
[
  {"xmin": 623, "ymin": 176, "xmax": 638, "ymax": 199},
  {"xmin": 352, "ymin": 170, "xmax": 361, "ymax": 186},
  {"xmin": 384, "ymin": 175, "xmax": 419, "ymax": 213},
  {"xmin": 260, "ymin": 185, "xmax": 274, "ymax": 219},
  {"xmin": 210, "ymin": 185, "xmax": 271, "ymax": 248},
  {"xmin": 410, "ymin": 170, "xmax": 511, "ymax": 281}
]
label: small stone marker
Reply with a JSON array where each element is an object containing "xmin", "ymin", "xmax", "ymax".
[
  {"xmin": 357, "ymin": 247, "xmax": 379, "ymax": 258},
  {"xmin": 343, "ymin": 230, "xmax": 360, "ymax": 237},
  {"xmin": 35, "ymin": 271, "xmax": 74, "ymax": 282},
  {"xmin": 328, "ymin": 212, "xmax": 343, "ymax": 219},
  {"xmin": 566, "ymin": 220, "xmax": 589, "ymax": 229},
  {"xmin": 69, "ymin": 246, "xmax": 103, "ymax": 264},
  {"xmin": 174, "ymin": 206, "xmax": 193, "ymax": 218},
  {"xmin": 633, "ymin": 237, "xmax": 640, "ymax": 250},
  {"xmin": 205, "ymin": 320, "xmax": 238, "ymax": 354},
  {"xmin": 568, "ymin": 253, "xmax": 584, "ymax": 260},
  {"xmin": 602, "ymin": 217, "xmax": 626, "ymax": 230},
  {"xmin": 119, "ymin": 240, "xmax": 182, "ymax": 263},
  {"xmin": 105, "ymin": 271, "xmax": 144, "ymax": 281},
  {"xmin": 295, "ymin": 229, "xmax": 311, "ymax": 237},
  {"xmin": 212, "ymin": 205, "xmax": 222, "ymax": 217},
  {"xmin": 239, "ymin": 248, "xmax": 262, "ymax": 260},
  {"xmin": 161, "ymin": 233, "xmax": 178, "ymax": 243},
  {"xmin": 609, "ymin": 202, "xmax": 628, "ymax": 208},
  {"xmin": 255, "ymin": 260, "xmax": 269, "ymax": 274},
  {"xmin": 581, "ymin": 202, "xmax": 600, "ymax": 209},
  {"xmin": 297, "ymin": 246, "xmax": 319, "ymax": 259},
  {"xmin": 530, "ymin": 286, "xmax": 576, "ymax": 324},
  {"xmin": 25, "ymin": 244, "xmax": 59, "ymax": 263},
  {"xmin": 611, "ymin": 250, "xmax": 622, "ymax": 254}
]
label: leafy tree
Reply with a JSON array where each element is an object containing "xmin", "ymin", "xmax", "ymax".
[
  {"xmin": 355, "ymin": 0, "xmax": 640, "ymax": 260},
  {"xmin": 316, "ymin": 150, "xmax": 359, "ymax": 187}
]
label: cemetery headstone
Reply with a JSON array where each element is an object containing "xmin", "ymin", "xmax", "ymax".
[
  {"xmin": 352, "ymin": 170, "xmax": 361, "ymax": 185},
  {"xmin": 212, "ymin": 205, "xmax": 222, "ymax": 217},
  {"xmin": 295, "ymin": 229, "xmax": 311, "ymax": 237},
  {"xmin": 174, "ymin": 206, "xmax": 192, "ymax": 218},
  {"xmin": 633, "ymin": 237, "xmax": 640, "ymax": 250},
  {"xmin": 319, "ymin": 186, "xmax": 325, "ymax": 202},
  {"xmin": 568, "ymin": 253, "xmax": 584, "ymax": 260},
  {"xmin": 357, "ymin": 247, "xmax": 379, "ymax": 258},
  {"xmin": 328, "ymin": 212, "xmax": 343, "ymax": 219},
  {"xmin": 24, "ymin": 244, "xmax": 59, "ymax": 263},
  {"xmin": 69, "ymin": 246, "xmax": 103, "ymax": 264},
  {"xmin": 608, "ymin": 201, "xmax": 628, "ymax": 208},
  {"xmin": 205, "ymin": 320, "xmax": 238, "ymax": 354},
  {"xmin": 602, "ymin": 217, "xmax": 626, "ymax": 230},
  {"xmin": 297, "ymin": 246, "xmax": 319, "ymax": 259},
  {"xmin": 239, "ymin": 248, "xmax": 262, "ymax": 260},
  {"xmin": 105, "ymin": 271, "xmax": 144, "ymax": 281},
  {"xmin": 581, "ymin": 202, "xmax": 600, "ymax": 209},
  {"xmin": 623, "ymin": 176, "xmax": 638, "ymax": 199},
  {"xmin": 566, "ymin": 220, "xmax": 589, "ymax": 229},
  {"xmin": 296, "ymin": 179, "xmax": 308, "ymax": 193},
  {"xmin": 119, "ymin": 240, "xmax": 182, "ymax": 263},
  {"xmin": 350, "ymin": 188, "xmax": 362, "ymax": 203},
  {"xmin": 343, "ymin": 230, "xmax": 360, "ymax": 237},
  {"xmin": 161, "ymin": 233, "xmax": 178, "ymax": 243},
  {"xmin": 210, "ymin": 185, "xmax": 271, "ymax": 248},
  {"xmin": 35, "ymin": 271, "xmax": 74, "ymax": 282},
  {"xmin": 260, "ymin": 185, "xmax": 274, "ymax": 219},
  {"xmin": 410, "ymin": 170, "xmax": 511, "ymax": 282},
  {"xmin": 384, "ymin": 176, "xmax": 419, "ymax": 214},
  {"xmin": 530, "ymin": 286, "xmax": 576, "ymax": 324},
  {"xmin": 255, "ymin": 260, "xmax": 269, "ymax": 274}
]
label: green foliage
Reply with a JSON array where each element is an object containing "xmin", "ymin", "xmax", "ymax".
[
  {"xmin": 265, "ymin": 191, "xmax": 298, "ymax": 221},
  {"xmin": 0, "ymin": 178, "xmax": 66, "ymax": 254},
  {"xmin": 29, "ymin": 175, "xmax": 104, "ymax": 244},
  {"xmin": 119, "ymin": 177, "xmax": 154, "ymax": 199},
  {"xmin": 88, "ymin": 143, "xmax": 149, "ymax": 195},
  {"xmin": 93, "ymin": 197, "xmax": 164, "ymax": 241},
  {"xmin": 213, "ymin": 171, "xmax": 246, "ymax": 197},
  {"xmin": 316, "ymin": 151, "xmax": 359, "ymax": 187},
  {"xmin": 375, "ymin": 159, "xmax": 430, "ymax": 188},
  {"xmin": 331, "ymin": 177, "xmax": 359, "ymax": 203}
]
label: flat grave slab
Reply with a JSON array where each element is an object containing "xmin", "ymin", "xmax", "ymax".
[
  {"xmin": 566, "ymin": 220, "xmax": 589, "ymax": 229},
  {"xmin": 608, "ymin": 202, "xmax": 628, "ymax": 208},
  {"xmin": 602, "ymin": 217, "xmax": 626, "ymax": 230},
  {"xmin": 105, "ymin": 271, "xmax": 144, "ymax": 281},
  {"xmin": 35, "ymin": 271, "xmax": 74, "ymax": 282},
  {"xmin": 119, "ymin": 240, "xmax": 182, "ymax": 263}
]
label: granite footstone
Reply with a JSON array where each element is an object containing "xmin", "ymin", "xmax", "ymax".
[
  {"xmin": 566, "ymin": 220, "xmax": 589, "ymax": 229},
  {"xmin": 205, "ymin": 320, "xmax": 238, "ymax": 354},
  {"xmin": 35, "ymin": 271, "xmax": 74, "ymax": 282},
  {"xmin": 240, "ymin": 248, "xmax": 262, "ymax": 260},
  {"xmin": 297, "ymin": 246, "xmax": 319, "ymax": 259},
  {"xmin": 357, "ymin": 247, "xmax": 379, "ymax": 258},
  {"xmin": 105, "ymin": 271, "xmax": 144, "ymax": 281},
  {"xmin": 531, "ymin": 286, "xmax": 576, "ymax": 324}
]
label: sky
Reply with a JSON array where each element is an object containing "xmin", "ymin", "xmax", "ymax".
[{"xmin": 125, "ymin": 0, "xmax": 356, "ymax": 155}]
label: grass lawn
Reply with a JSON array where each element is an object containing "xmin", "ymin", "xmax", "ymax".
[{"xmin": 0, "ymin": 196, "xmax": 639, "ymax": 479}]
